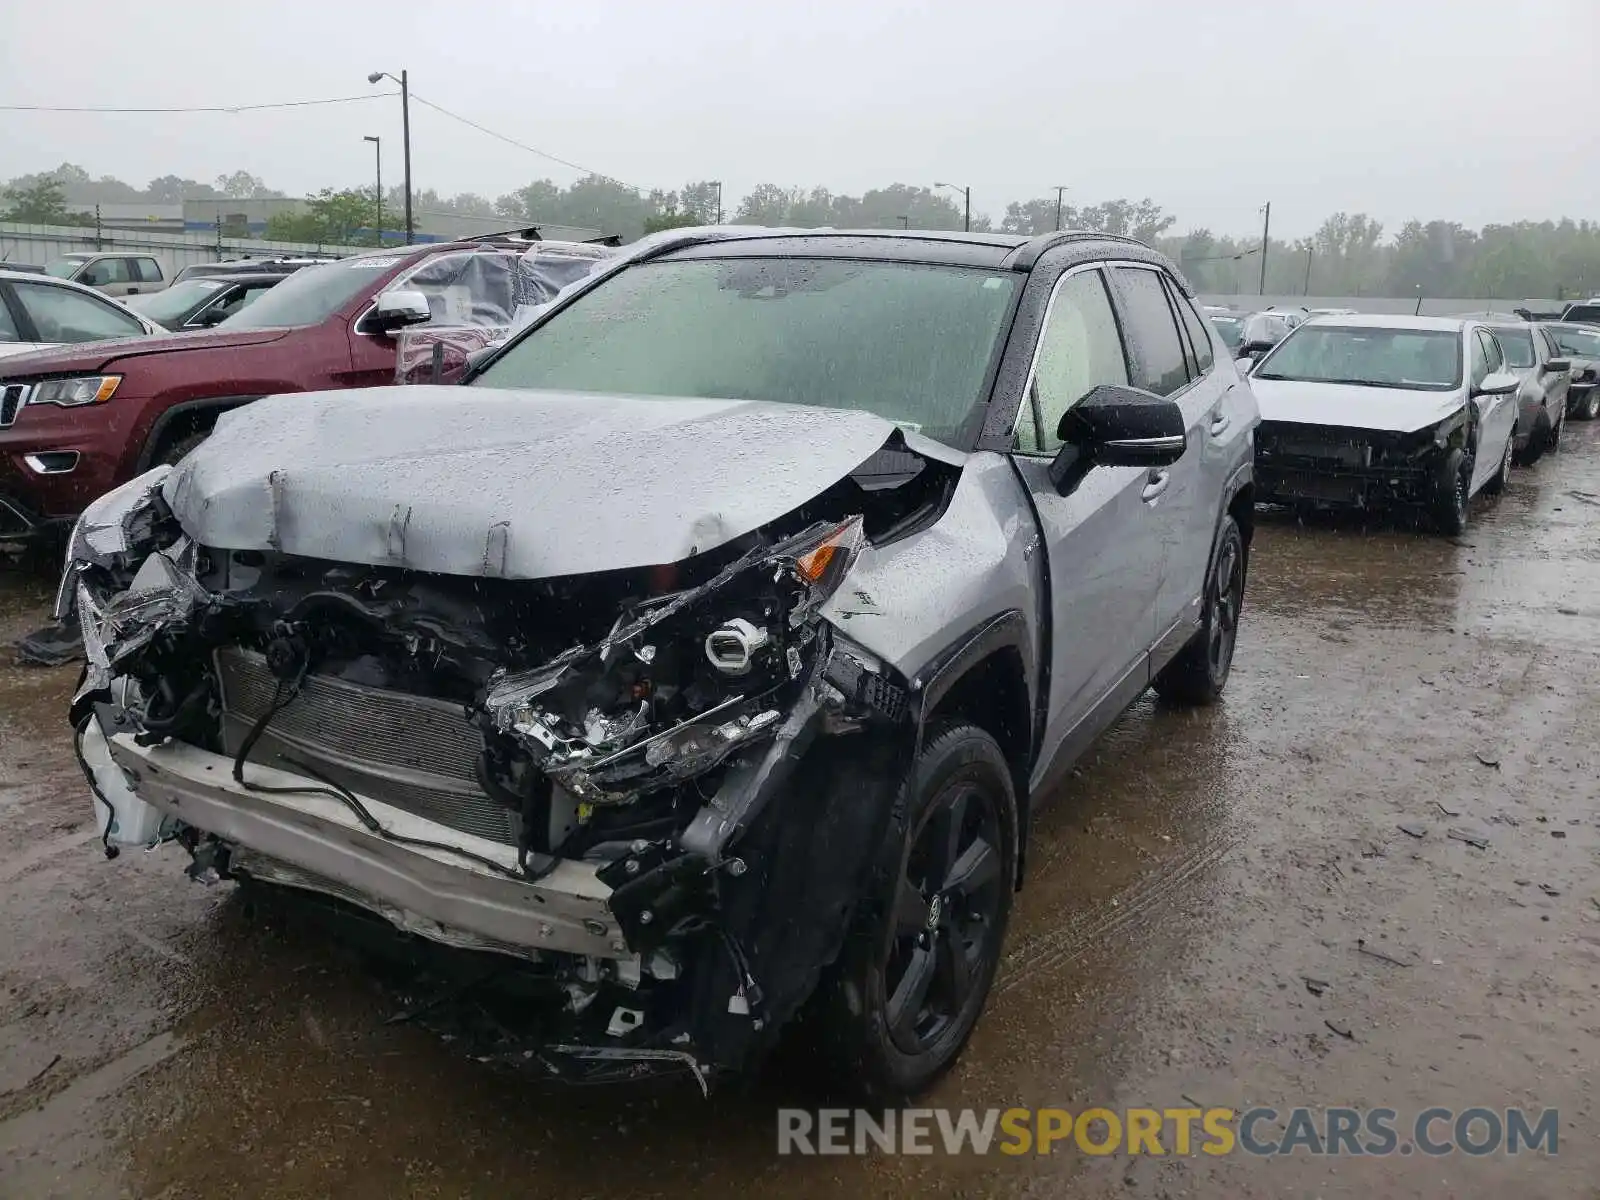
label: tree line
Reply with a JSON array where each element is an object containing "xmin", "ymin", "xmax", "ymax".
[{"xmin": 5, "ymin": 161, "xmax": 1597, "ymax": 299}]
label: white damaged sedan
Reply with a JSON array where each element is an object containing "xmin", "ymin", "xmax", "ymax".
[{"xmin": 1247, "ymin": 314, "xmax": 1521, "ymax": 535}]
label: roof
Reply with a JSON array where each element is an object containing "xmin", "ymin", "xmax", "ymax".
[{"xmin": 1302, "ymin": 313, "xmax": 1473, "ymax": 333}]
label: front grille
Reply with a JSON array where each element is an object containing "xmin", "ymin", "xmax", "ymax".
[
  {"xmin": 0, "ymin": 384, "xmax": 28, "ymax": 427},
  {"xmin": 215, "ymin": 647, "xmax": 518, "ymax": 846}
]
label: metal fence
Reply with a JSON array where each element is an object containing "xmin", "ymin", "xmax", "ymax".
[{"xmin": 0, "ymin": 221, "xmax": 371, "ymax": 276}]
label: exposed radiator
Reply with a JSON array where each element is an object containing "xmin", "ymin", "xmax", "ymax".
[{"xmin": 215, "ymin": 646, "xmax": 518, "ymax": 846}]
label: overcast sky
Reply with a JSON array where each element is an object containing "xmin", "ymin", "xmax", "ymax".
[{"xmin": 2, "ymin": 0, "xmax": 1595, "ymax": 239}]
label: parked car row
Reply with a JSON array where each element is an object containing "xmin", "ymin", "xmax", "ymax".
[{"xmin": 23, "ymin": 224, "xmax": 1600, "ymax": 1100}]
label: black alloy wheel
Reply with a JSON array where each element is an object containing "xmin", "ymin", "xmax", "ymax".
[{"xmin": 883, "ymin": 777, "xmax": 1006, "ymax": 1057}]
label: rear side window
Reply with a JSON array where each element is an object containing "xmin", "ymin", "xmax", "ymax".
[
  {"xmin": 1168, "ymin": 280, "xmax": 1214, "ymax": 373},
  {"xmin": 1563, "ymin": 304, "xmax": 1600, "ymax": 324},
  {"xmin": 135, "ymin": 258, "xmax": 164, "ymax": 283},
  {"xmin": 1111, "ymin": 267, "xmax": 1190, "ymax": 396}
]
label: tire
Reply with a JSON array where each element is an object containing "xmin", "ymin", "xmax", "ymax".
[
  {"xmin": 1482, "ymin": 429, "xmax": 1514, "ymax": 496},
  {"xmin": 152, "ymin": 429, "xmax": 209, "ymax": 467},
  {"xmin": 1546, "ymin": 404, "xmax": 1564, "ymax": 453},
  {"xmin": 1154, "ymin": 514, "xmax": 1247, "ymax": 705},
  {"xmin": 1582, "ymin": 390, "xmax": 1600, "ymax": 421},
  {"xmin": 1430, "ymin": 447, "xmax": 1471, "ymax": 536},
  {"xmin": 812, "ymin": 720, "xmax": 1017, "ymax": 1100}
]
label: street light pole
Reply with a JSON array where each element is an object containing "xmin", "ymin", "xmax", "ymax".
[
  {"xmin": 1055, "ymin": 185, "xmax": 1069, "ymax": 232},
  {"xmin": 934, "ymin": 182, "xmax": 971, "ymax": 232},
  {"xmin": 1258, "ymin": 201, "xmax": 1271, "ymax": 295},
  {"xmin": 363, "ymin": 136, "xmax": 382, "ymax": 244},
  {"xmin": 367, "ymin": 69, "xmax": 413, "ymax": 244}
]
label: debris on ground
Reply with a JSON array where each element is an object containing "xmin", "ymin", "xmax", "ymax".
[
  {"xmin": 12, "ymin": 622, "xmax": 84, "ymax": 667},
  {"xmin": 1398, "ymin": 823, "xmax": 1428, "ymax": 838},
  {"xmin": 1473, "ymin": 751, "xmax": 1501, "ymax": 769},
  {"xmin": 1432, "ymin": 800, "xmax": 1461, "ymax": 817},
  {"xmin": 1304, "ymin": 977, "xmax": 1329, "ymax": 996},
  {"xmin": 1324, "ymin": 1020, "xmax": 1354, "ymax": 1040},
  {"xmin": 1540, "ymin": 884, "xmax": 1562, "ymax": 897},
  {"xmin": 1356, "ymin": 939, "xmax": 1412, "ymax": 967},
  {"xmin": 1447, "ymin": 828, "xmax": 1491, "ymax": 850}
]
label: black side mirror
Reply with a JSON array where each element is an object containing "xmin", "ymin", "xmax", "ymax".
[
  {"xmin": 1544, "ymin": 357, "xmax": 1571, "ymax": 374},
  {"xmin": 1241, "ymin": 339, "xmax": 1275, "ymax": 356},
  {"xmin": 1049, "ymin": 384, "xmax": 1187, "ymax": 493}
]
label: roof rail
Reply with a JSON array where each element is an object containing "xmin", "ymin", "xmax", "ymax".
[
  {"xmin": 1004, "ymin": 229, "xmax": 1152, "ymax": 271},
  {"xmin": 458, "ymin": 224, "xmax": 620, "ymax": 246}
]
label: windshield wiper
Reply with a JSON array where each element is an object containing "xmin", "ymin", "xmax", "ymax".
[{"xmin": 1256, "ymin": 375, "xmax": 1442, "ymax": 390}]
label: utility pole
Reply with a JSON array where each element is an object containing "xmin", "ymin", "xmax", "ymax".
[
  {"xmin": 363, "ymin": 136, "xmax": 382, "ymax": 244},
  {"xmin": 1258, "ymin": 201, "xmax": 1271, "ymax": 295},
  {"xmin": 367, "ymin": 70, "xmax": 413, "ymax": 243},
  {"xmin": 710, "ymin": 181, "xmax": 722, "ymax": 225},
  {"xmin": 1054, "ymin": 185, "xmax": 1068, "ymax": 232},
  {"xmin": 94, "ymin": 204, "xmax": 103, "ymax": 251},
  {"xmin": 1303, "ymin": 245, "xmax": 1312, "ymax": 295}
]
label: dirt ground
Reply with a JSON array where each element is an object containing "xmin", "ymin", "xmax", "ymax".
[{"xmin": 2, "ymin": 425, "xmax": 1598, "ymax": 1199}]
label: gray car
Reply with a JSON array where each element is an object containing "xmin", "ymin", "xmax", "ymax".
[
  {"xmin": 1545, "ymin": 322, "xmax": 1600, "ymax": 420},
  {"xmin": 1482, "ymin": 320, "xmax": 1571, "ymax": 463},
  {"xmin": 57, "ymin": 228, "xmax": 1257, "ymax": 1097}
]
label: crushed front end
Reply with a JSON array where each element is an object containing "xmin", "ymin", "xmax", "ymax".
[
  {"xmin": 1254, "ymin": 413, "xmax": 1468, "ymax": 510},
  {"xmin": 60, "ymin": 448, "xmax": 950, "ymax": 1090}
]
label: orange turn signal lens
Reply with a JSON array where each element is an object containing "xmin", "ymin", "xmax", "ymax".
[{"xmin": 794, "ymin": 517, "xmax": 864, "ymax": 586}]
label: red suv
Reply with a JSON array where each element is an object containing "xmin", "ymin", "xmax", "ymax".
[{"xmin": 0, "ymin": 240, "xmax": 609, "ymax": 543}]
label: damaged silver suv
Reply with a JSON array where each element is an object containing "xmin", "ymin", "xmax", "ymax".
[{"xmin": 61, "ymin": 227, "xmax": 1258, "ymax": 1097}]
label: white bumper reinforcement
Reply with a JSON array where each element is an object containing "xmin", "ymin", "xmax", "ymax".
[{"xmin": 97, "ymin": 725, "xmax": 626, "ymax": 961}]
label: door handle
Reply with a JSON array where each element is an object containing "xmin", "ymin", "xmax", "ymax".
[
  {"xmin": 1141, "ymin": 470, "xmax": 1170, "ymax": 503},
  {"xmin": 1210, "ymin": 413, "xmax": 1231, "ymax": 437}
]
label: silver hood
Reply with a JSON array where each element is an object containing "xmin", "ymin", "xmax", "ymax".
[
  {"xmin": 163, "ymin": 386, "xmax": 906, "ymax": 579},
  {"xmin": 1250, "ymin": 377, "xmax": 1466, "ymax": 433}
]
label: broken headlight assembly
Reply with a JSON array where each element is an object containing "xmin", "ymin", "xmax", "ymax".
[
  {"xmin": 480, "ymin": 517, "xmax": 865, "ymax": 807},
  {"xmin": 54, "ymin": 465, "xmax": 178, "ymax": 621}
]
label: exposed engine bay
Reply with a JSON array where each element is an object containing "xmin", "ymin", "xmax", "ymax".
[{"xmin": 62, "ymin": 431, "xmax": 956, "ymax": 1087}]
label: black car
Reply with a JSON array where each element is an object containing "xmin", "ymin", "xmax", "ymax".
[{"xmin": 122, "ymin": 272, "xmax": 291, "ymax": 332}]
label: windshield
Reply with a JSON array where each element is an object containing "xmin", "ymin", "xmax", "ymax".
[
  {"xmin": 1209, "ymin": 314, "xmax": 1245, "ymax": 349},
  {"xmin": 44, "ymin": 256, "xmax": 87, "ymax": 279},
  {"xmin": 1489, "ymin": 327, "xmax": 1535, "ymax": 369},
  {"xmin": 1255, "ymin": 325, "xmax": 1463, "ymax": 391},
  {"xmin": 218, "ymin": 255, "xmax": 394, "ymax": 329},
  {"xmin": 1551, "ymin": 326, "xmax": 1600, "ymax": 357},
  {"xmin": 124, "ymin": 278, "xmax": 228, "ymax": 324},
  {"xmin": 472, "ymin": 257, "xmax": 1021, "ymax": 446}
]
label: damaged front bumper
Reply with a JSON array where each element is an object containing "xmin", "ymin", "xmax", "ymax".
[
  {"xmin": 63, "ymin": 459, "xmax": 934, "ymax": 1086},
  {"xmin": 88, "ymin": 720, "xmax": 624, "ymax": 960},
  {"xmin": 1254, "ymin": 418, "xmax": 1461, "ymax": 509}
]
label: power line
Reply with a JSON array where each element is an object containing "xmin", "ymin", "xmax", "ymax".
[
  {"xmin": 0, "ymin": 93, "xmax": 398, "ymax": 114},
  {"xmin": 406, "ymin": 92, "xmax": 649, "ymax": 195}
]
